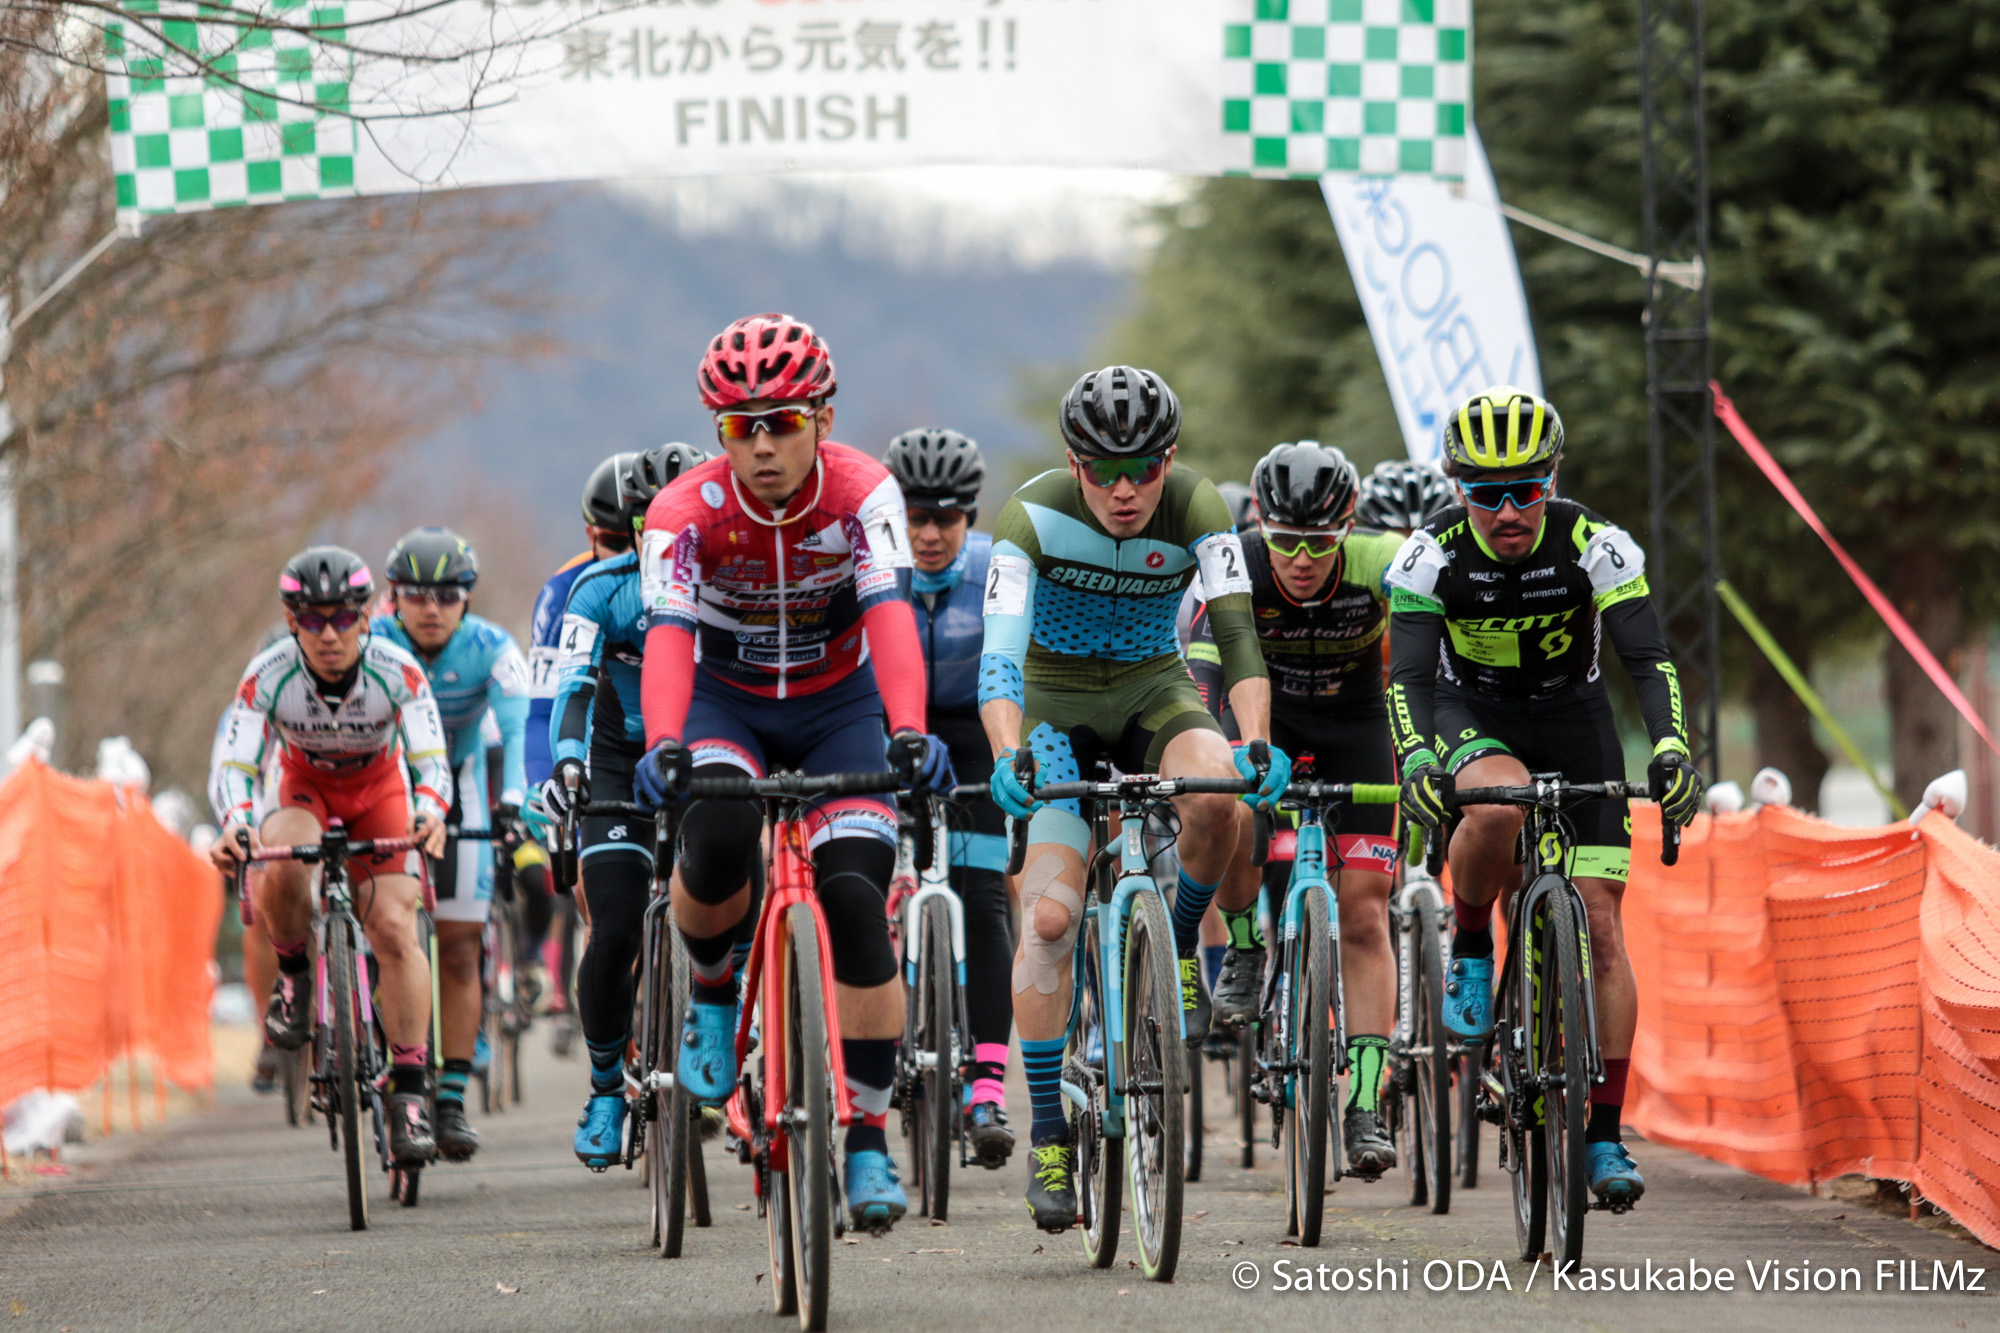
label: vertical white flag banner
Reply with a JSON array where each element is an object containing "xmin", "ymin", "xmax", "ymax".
[{"xmin": 1322, "ymin": 127, "xmax": 1539, "ymax": 464}]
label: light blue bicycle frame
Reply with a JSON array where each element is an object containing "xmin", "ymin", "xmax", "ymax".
[
  {"xmin": 1270, "ymin": 804, "xmax": 1344, "ymax": 1112},
  {"xmin": 1059, "ymin": 800, "xmax": 1180, "ymax": 1139}
]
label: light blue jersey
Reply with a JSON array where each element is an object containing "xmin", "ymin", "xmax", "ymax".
[{"xmin": 549, "ymin": 552, "xmax": 648, "ymax": 765}]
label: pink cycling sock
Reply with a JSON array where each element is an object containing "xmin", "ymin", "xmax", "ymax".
[
  {"xmin": 971, "ymin": 1042, "xmax": 1009, "ymax": 1109},
  {"xmin": 389, "ymin": 1042, "xmax": 428, "ymax": 1069}
]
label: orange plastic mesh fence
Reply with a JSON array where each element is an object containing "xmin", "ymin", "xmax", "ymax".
[
  {"xmin": 0, "ymin": 760, "xmax": 223, "ymax": 1109},
  {"xmin": 1627, "ymin": 802, "xmax": 2000, "ymax": 1248}
]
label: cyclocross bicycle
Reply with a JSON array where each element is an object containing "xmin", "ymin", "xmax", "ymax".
[
  {"xmin": 1007, "ymin": 753, "xmax": 1271, "ymax": 1283},
  {"xmin": 888, "ymin": 784, "xmax": 988, "ymax": 1220},
  {"xmin": 1243, "ymin": 777, "xmax": 1398, "ymax": 1247},
  {"xmin": 563, "ymin": 796, "xmax": 715, "ymax": 1260},
  {"xmin": 1385, "ymin": 844, "xmax": 1455, "ymax": 1214},
  {"xmin": 1448, "ymin": 777, "xmax": 1679, "ymax": 1265},
  {"xmin": 234, "ymin": 820, "xmax": 429, "ymax": 1229}
]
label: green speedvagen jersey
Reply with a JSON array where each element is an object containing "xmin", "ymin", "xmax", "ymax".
[{"xmin": 977, "ymin": 466, "xmax": 1265, "ymax": 845}]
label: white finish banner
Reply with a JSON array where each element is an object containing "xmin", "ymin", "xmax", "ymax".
[
  {"xmin": 1322, "ymin": 128, "xmax": 1539, "ymax": 464},
  {"xmin": 107, "ymin": 0, "xmax": 1473, "ymax": 216}
]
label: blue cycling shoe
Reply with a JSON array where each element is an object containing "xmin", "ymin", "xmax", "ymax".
[
  {"xmin": 844, "ymin": 1149, "xmax": 908, "ymax": 1232},
  {"xmin": 1443, "ymin": 955, "xmax": 1494, "ymax": 1039},
  {"xmin": 1587, "ymin": 1141, "xmax": 1645, "ymax": 1208},
  {"xmin": 677, "ymin": 998, "xmax": 739, "ymax": 1105},
  {"xmin": 573, "ymin": 1093, "xmax": 627, "ymax": 1171}
]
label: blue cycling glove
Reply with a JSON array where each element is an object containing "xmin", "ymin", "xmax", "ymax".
[
  {"xmin": 1232, "ymin": 741, "xmax": 1293, "ymax": 811},
  {"xmin": 635, "ymin": 739, "xmax": 690, "ymax": 810},
  {"xmin": 886, "ymin": 730, "xmax": 956, "ymax": 791},
  {"xmin": 990, "ymin": 746, "xmax": 1045, "ymax": 821}
]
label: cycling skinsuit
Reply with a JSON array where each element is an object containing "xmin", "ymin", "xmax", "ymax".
[
  {"xmin": 1187, "ymin": 528, "xmax": 1404, "ymax": 872},
  {"xmin": 640, "ymin": 444, "xmax": 924, "ymax": 989},
  {"xmin": 374, "ymin": 613, "xmax": 530, "ymax": 922},
  {"xmin": 550, "ymin": 550, "xmax": 655, "ymax": 866},
  {"xmin": 1385, "ymin": 499, "xmax": 1687, "ymax": 882},
  {"xmin": 979, "ymin": 467, "xmax": 1263, "ymax": 853},
  {"xmin": 526, "ymin": 551, "xmax": 593, "ymax": 789},
  {"xmin": 211, "ymin": 636, "xmax": 452, "ymax": 874},
  {"xmin": 909, "ymin": 529, "xmax": 1014, "ymax": 1055}
]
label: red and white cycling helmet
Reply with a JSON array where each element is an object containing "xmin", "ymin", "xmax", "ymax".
[{"xmin": 696, "ymin": 313, "xmax": 837, "ymax": 409}]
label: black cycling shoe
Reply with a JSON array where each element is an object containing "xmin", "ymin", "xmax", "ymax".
[
  {"xmin": 1342, "ymin": 1105, "xmax": 1397, "ymax": 1178},
  {"xmin": 263, "ymin": 971, "xmax": 311, "ymax": 1051},
  {"xmin": 1211, "ymin": 945, "xmax": 1264, "ymax": 1026},
  {"xmin": 434, "ymin": 1100, "xmax": 479, "ymax": 1162},
  {"xmin": 1025, "ymin": 1134, "xmax": 1079, "ymax": 1232},
  {"xmin": 1177, "ymin": 950, "xmax": 1213, "ymax": 1044},
  {"xmin": 966, "ymin": 1101, "xmax": 1015, "ymax": 1169},
  {"xmin": 387, "ymin": 1092, "xmax": 439, "ymax": 1166}
]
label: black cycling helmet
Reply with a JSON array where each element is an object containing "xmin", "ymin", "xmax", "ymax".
[
  {"xmin": 1251, "ymin": 441, "xmax": 1360, "ymax": 528},
  {"xmin": 1216, "ymin": 481, "xmax": 1256, "ymax": 532},
  {"xmin": 623, "ymin": 442, "xmax": 713, "ymax": 534},
  {"xmin": 582, "ymin": 451, "xmax": 639, "ymax": 531},
  {"xmin": 885, "ymin": 428, "xmax": 984, "ymax": 512},
  {"xmin": 1356, "ymin": 459, "xmax": 1453, "ymax": 531},
  {"xmin": 1059, "ymin": 365, "xmax": 1181, "ymax": 459},
  {"xmin": 279, "ymin": 545, "xmax": 374, "ymax": 608},
  {"xmin": 385, "ymin": 526, "xmax": 479, "ymax": 589}
]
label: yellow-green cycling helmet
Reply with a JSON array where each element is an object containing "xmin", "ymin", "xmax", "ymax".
[{"xmin": 1440, "ymin": 386, "xmax": 1564, "ymax": 472}]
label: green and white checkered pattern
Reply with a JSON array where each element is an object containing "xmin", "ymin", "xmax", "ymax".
[
  {"xmin": 106, "ymin": 0, "xmax": 357, "ymax": 220},
  {"xmin": 1222, "ymin": 0, "xmax": 1469, "ymax": 179}
]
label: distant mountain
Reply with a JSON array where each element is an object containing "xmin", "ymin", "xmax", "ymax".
[{"xmin": 385, "ymin": 183, "xmax": 1131, "ymax": 582}]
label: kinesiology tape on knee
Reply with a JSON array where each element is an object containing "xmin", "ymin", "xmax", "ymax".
[{"xmin": 1012, "ymin": 852, "xmax": 1085, "ymax": 997}]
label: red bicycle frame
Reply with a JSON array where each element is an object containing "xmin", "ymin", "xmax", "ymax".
[{"xmin": 724, "ymin": 817, "xmax": 858, "ymax": 1168}]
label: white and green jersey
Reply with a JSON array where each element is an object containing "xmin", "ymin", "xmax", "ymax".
[{"xmin": 209, "ymin": 636, "xmax": 453, "ymax": 828}]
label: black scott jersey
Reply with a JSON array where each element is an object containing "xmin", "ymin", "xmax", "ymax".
[
  {"xmin": 1384, "ymin": 499, "xmax": 1686, "ymax": 768},
  {"xmin": 1187, "ymin": 529, "xmax": 1402, "ymax": 713}
]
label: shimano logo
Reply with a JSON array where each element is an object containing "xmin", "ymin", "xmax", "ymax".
[
  {"xmin": 1522, "ymin": 587, "xmax": 1570, "ymax": 599},
  {"xmin": 1522, "ymin": 565, "xmax": 1560, "ymax": 580}
]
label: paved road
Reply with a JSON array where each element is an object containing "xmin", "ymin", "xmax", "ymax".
[{"xmin": 3, "ymin": 1034, "xmax": 1992, "ymax": 1332}]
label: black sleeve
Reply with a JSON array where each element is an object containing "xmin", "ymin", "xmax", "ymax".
[
  {"xmin": 1184, "ymin": 602, "xmax": 1226, "ymax": 718},
  {"xmin": 1386, "ymin": 607, "xmax": 1447, "ymax": 774},
  {"xmin": 1601, "ymin": 597, "xmax": 1688, "ymax": 751}
]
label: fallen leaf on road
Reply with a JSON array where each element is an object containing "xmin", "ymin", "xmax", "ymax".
[
  {"xmin": 311, "ymin": 1291, "xmax": 326, "ymax": 1296},
  {"xmin": 1189, "ymin": 1211, "xmax": 1209, "ymax": 1221},
  {"xmin": 1832, "ymin": 1213, "xmax": 1846, "ymax": 1220},
  {"xmin": 842, "ymin": 1238, "xmax": 860, "ymax": 1246},
  {"xmin": 1117, "ymin": 1289, "xmax": 1130, "ymax": 1296},
  {"xmin": 735, "ymin": 1204, "xmax": 751, "ymax": 1211},
  {"xmin": 755, "ymin": 1274, "xmax": 764, "ymax": 1285},
  {"xmin": 881, "ymin": 1257, "xmax": 893, "ymax": 1264},
  {"xmin": 1033, "ymin": 1245, "xmax": 1044, "ymax": 1254},
  {"xmin": 913, "ymin": 1248, "xmax": 963, "ymax": 1254},
  {"xmin": 496, "ymin": 1282, "xmax": 519, "ymax": 1295},
  {"xmin": 1278, "ymin": 1240, "xmax": 1299, "ymax": 1247}
]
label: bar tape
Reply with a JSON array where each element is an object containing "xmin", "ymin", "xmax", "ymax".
[{"xmin": 1712, "ymin": 382, "xmax": 1998, "ymax": 761}]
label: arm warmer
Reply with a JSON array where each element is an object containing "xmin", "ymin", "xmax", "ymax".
[
  {"xmin": 1386, "ymin": 601, "xmax": 1448, "ymax": 772},
  {"xmin": 1602, "ymin": 596, "xmax": 1689, "ymax": 751},
  {"xmin": 1184, "ymin": 602, "xmax": 1226, "ymax": 717},
  {"xmin": 641, "ymin": 623, "xmax": 698, "ymax": 750},
  {"xmin": 861, "ymin": 597, "xmax": 927, "ymax": 736},
  {"xmin": 1203, "ymin": 590, "xmax": 1266, "ymax": 691}
]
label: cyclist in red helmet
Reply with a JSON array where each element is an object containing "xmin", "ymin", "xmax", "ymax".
[{"xmin": 634, "ymin": 314, "xmax": 951, "ymax": 1233}]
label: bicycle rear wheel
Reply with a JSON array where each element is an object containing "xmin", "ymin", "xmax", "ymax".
[
  {"xmin": 1069, "ymin": 915, "xmax": 1120, "ymax": 1269},
  {"xmin": 326, "ymin": 917, "xmax": 369, "ymax": 1232},
  {"xmin": 1412, "ymin": 893, "xmax": 1451, "ymax": 1215},
  {"xmin": 282, "ymin": 1044, "xmax": 312, "ymax": 1127},
  {"xmin": 906, "ymin": 899, "xmax": 955, "ymax": 1220},
  {"xmin": 1542, "ymin": 887, "xmax": 1591, "ymax": 1263},
  {"xmin": 1124, "ymin": 890, "xmax": 1185, "ymax": 1282},
  {"xmin": 1287, "ymin": 886, "xmax": 1334, "ymax": 1247},
  {"xmin": 782, "ymin": 904, "xmax": 835, "ymax": 1331},
  {"xmin": 648, "ymin": 906, "xmax": 691, "ymax": 1258}
]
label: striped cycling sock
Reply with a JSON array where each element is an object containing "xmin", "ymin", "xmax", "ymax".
[
  {"xmin": 437, "ymin": 1058, "xmax": 473, "ymax": 1107},
  {"xmin": 1171, "ymin": 868, "xmax": 1221, "ymax": 954},
  {"xmin": 1021, "ymin": 1037, "xmax": 1067, "ymax": 1145},
  {"xmin": 841, "ymin": 1038, "xmax": 897, "ymax": 1155},
  {"xmin": 1346, "ymin": 1035, "xmax": 1391, "ymax": 1114}
]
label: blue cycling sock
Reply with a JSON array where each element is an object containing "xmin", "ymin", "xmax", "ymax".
[
  {"xmin": 437, "ymin": 1058, "xmax": 472, "ymax": 1107},
  {"xmin": 1202, "ymin": 943, "xmax": 1227, "ymax": 990},
  {"xmin": 1021, "ymin": 1037, "xmax": 1067, "ymax": 1146},
  {"xmin": 586, "ymin": 1038, "xmax": 624, "ymax": 1094},
  {"xmin": 1171, "ymin": 868, "xmax": 1221, "ymax": 955}
]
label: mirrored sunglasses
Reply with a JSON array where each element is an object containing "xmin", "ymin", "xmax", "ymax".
[
  {"xmin": 295, "ymin": 607, "xmax": 366, "ymax": 634},
  {"xmin": 1078, "ymin": 454, "xmax": 1168, "ymax": 489},
  {"xmin": 1261, "ymin": 521, "xmax": 1349, "ymax": 560},
  {"xmin": 715, "ymin": 406, "xmax": 816, "ymax": 441},
  {"xmin": 1461, "ymin": 474, "xmax": 1554, "ymax": 511}
]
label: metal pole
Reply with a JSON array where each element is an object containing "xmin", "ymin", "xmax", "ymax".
[{"xmin": 1639, "ymin": 0, "xmax": 1723, "ymax": 775}]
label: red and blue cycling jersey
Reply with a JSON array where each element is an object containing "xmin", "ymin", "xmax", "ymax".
[{"xmin": 637, "ymin": 443, "xmax": 926, "ymax": 746}]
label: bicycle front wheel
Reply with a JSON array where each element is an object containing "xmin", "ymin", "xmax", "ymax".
[
  {"xmin": 1412, "ymin": 892, "xmax": 1451, "ymax": 1216},
  {"xmin": 648, "ymin": 906, "xmax": 690, "ymax": 1258},
  {"xmin": 782, "ymin": 904, "xmax": 835, "ymax": 1332},
  {"xmin": 1288, "ymin": 886, "xmax": 1333, "ymax": 1248},
  {"xmin": 326, "ymin": 917, "xmax": 369, "ymax": 1232},
  {"xmin": 1237, "ymin": 1023, "xmax": 1256, "ymax": 1170},
  {"xmin": 1457, "ymin": 1048, "xmax": 1482, "ymax": 1190},
  {"xmin": 907, "ymin": 898, "xmax": 956, "ymax": 1220},
  {"xmin": 1542, "ymin": 886, "xmax": 1591, "ymax": 1263},
  {"xmin": 1124, "ymin": 889, "xmax": 1185, "ymax": 1281},
  {"xmin": 1185, "ymin": 1034, "xmax": 1204, "ymax": 1184}
]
